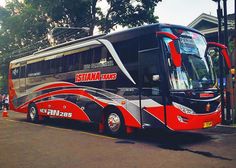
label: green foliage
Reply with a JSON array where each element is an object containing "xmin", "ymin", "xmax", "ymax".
[
  {"xmin": 0, "ymin": 1, "xmax": 49, "ymax": 56},
  {"xmin": 25, "ymin": 0, "xmax": 161, "ymax": 33},
  {"xmin": 0, "ymin": 0, "xmax": 161, "ymax": 57},
  {"xmin": 0, "ymin": 0, "xmax": 161, "ymax": 92},
  {"xmin": 98, "ymin": 0, "xmax": 160, "ymax": 33},
  {"xmin": 25, "ymin": 0, "xmax": 92, "ymax": 27}
]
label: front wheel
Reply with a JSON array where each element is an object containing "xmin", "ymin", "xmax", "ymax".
[
  {"xmin": 27, "ymin": 104, "xmax": 39, "ymax": 123},
  {"xmin": 105, "ymin": 111, "xmax": 125, "ymax": 137}
]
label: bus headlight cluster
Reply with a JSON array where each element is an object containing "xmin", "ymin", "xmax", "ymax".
[{"xmin": 172, "ymin": 102, "xmax": 195, "ymax": 114}]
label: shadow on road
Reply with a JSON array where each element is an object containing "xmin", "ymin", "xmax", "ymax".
[
  {"xmin": 183, "ymin": 149, "xmax": 232, "ymax": 161},
  {"xmin": 17, "ymin": 117, "xmax": 232, "ymax": 161},
  {"xmin": 121, "ymin": 129, "xmax": 232, "ymax": 161}
]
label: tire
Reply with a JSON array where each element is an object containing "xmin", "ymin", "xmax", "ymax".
[
  {"xmin": 27, "ymin": 104, "xmax": 39, "ymax": 123},
  {"xmin": 104, "ymin": 110, "xmax": 125, "ymax": 137}
]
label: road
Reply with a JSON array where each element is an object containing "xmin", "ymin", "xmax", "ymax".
[{"xmin": 0, "ymin": 111, "xmax": 235, "ymax": 168}]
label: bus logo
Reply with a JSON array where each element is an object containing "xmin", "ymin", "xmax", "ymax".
[
  {"xmin": 40, "ymin": 109, "xmax": 72, "ymax": 118},
  {"xmin": 205, "ymin": 103, "xmax": 211, "ymax": 112},
  {"xmin": 75, "ymin": 71, "xmax": 117, "ymax": 83}
]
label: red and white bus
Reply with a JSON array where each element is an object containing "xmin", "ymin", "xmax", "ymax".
[{"xmin": 8, "ymin": 23, "xmax": 231, "ymax": 136}]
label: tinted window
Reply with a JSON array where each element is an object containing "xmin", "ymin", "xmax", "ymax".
[
  {"xmin": 42, "ymin": 60, "xmax": 50, "ymax": 75},
  {"xmin": 19, "ymin": 66, "xmax": 26, "ymax": 78},
  {"xmin": 11, "ymin": 67, "xmax": 20, "ymax": 79},
  {"xmin": 139, "ymin": 33, "xmax": 158, "ymax": 50},
  {"xmin": 92, "ymin": 47, "xmax": 102, "ymax": 63},
  {"xmin": 74, "ymin": 53, "xmax": 81, "ymax": 70},
  {"xmin": 82, "ymin": 50, "xmax": 92, "ymax": 65},
  {"xmin": 27, "ymin": 62, "xmax": 42, "ymax": 77},
  {"xmin": 114, "ymin": 38, "xmax": 139, "ymax": 64}
]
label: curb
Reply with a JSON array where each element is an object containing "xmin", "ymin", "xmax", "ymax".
[{"xmin": 217, "ymin": 124, "xmax": 236, "ymax": 128}]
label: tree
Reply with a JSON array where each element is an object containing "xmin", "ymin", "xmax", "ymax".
[
  {"xmin": 98, "ymin": 0, "xmax": 160, "ymax": 33},
  {"xmin": 25, "ymin": 0, "xmax": 94, "ymax": 34},
  {"xmin": 25, "ymin": 0, "xmax": 161, "ymax": 34},
  {"xmin": 0, "ymin": 0, "xmax": 161, "ymax": 93},
  {"xmin": 0, "ymin": 0, "xmax": 49, "ymax": 56},
  {"xmin": 0, "ymin": 0, "xmax": 162, "ymax": 56}
]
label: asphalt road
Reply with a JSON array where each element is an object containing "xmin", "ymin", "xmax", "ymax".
[{"xmin": 0, "ymin": 111, "xmax": 236, "ymax": 168}]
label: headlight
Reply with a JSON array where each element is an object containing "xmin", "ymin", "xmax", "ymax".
[{"xmin": 172, "ymin": 102, "xmax": 195, "ymax": 114}]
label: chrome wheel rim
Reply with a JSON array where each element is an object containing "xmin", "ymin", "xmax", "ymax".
[
  {"xmin": 108, "ymin": 113, "xmax": 121, "ymax": 132},
  {"xmin": 30, "ymin": 107, "xmax": 36, "ymax": 120}
]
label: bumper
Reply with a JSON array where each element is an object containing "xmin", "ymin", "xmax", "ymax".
[
  {"xmin": 166, "ymin": 105, "xmax": 221, "ymax": 131},
  {"xmin": 144, "ymin": 105, "xmax": 221, "ymax": 131}
]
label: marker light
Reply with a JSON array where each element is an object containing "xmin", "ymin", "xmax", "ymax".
[
  {"xmin": 230, "ymin": 68, "xmax": 235, "ymax": 75},
  {"xmin": 177, "ymin": 116, "xmax": 189, "ymax": 123}
]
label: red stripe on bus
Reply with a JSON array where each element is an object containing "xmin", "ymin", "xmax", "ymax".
[
  {"xmin": 34, "ymin": 82, "xmax": 77, "ymax": 92},
  {"xmin": 15, "ymin": 89, "xmax": 141, "ymax": 127},
  {"xmin": 221, "ymin": 48, "xmax": 231, "ymax": 69},
  {"xmin": 17, "ymin": 89, "xmax": 108, "ymax": 111}
]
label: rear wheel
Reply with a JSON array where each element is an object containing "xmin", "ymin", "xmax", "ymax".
[
  {"xmin": 27, "ymin": 104, "xmax": 39, "ymax": 123},
  {"xmin": 105, "ymin": 111, "xmax": 125, "ymax": 137}
]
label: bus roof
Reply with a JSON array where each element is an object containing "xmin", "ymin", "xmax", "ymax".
[{"xmin": 10, "ymin": 23, "xmax": 203, "ymax": 65}]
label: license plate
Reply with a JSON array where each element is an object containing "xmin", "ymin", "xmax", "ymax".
[{"xmin": 203, "ymin": 121, "xmax": 213, "ymax": 128}]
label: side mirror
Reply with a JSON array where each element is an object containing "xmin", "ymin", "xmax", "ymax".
[
  {"xmin": 156, "ymin": 32, "xmax": 182, "ymax": 67},
  {"xmin": 207, "ymin": 42, "xmax": 231, "ymax": 69}
]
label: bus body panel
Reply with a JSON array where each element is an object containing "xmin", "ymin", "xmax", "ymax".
[{"xmin": 8, "ymin": 23, "xmax": 222, "ymax": 132}]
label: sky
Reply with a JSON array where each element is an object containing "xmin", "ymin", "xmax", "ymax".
[
  {"xmin": 0, "ymin": 0, "xmax": 235, "ymax": 26},
  {"xmin": 155, "ymin": 0, "xmax": 235, "ymax": 26},
  {"xmin": 0, "ymin": 0, "xmax": 5, "ymax": 7}
]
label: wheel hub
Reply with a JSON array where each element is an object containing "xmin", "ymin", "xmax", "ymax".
[
  {"xmin": 108, "ymin": 113, "xmax": 121, "ymax": 132},
  {"xmin": 30, "ymin": 107, "xmax": 36, "ymax": 120}
]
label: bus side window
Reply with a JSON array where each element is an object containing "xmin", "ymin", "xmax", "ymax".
[
  {"xmin": 26, "ymin": 64, "xmax": 32, "ymax": 76},
  {"xmin": 50, "ymin": 59, "xmax": 57, "ymax": 74},
  {"xmin": 36, "ymin": 62, "xmax": 42, "ymax": 75},
  {"xmin": 57, "ymin": 57, "xmax": 63, "ymax": 73},
  {"xmin": 68, "ymin": 54, "xmax": 75, "ymax": 71},
  {"xmin": 74, "ymin": 53, "xmax": 81, "ymax": 70},
  {"xmin": 27, "ymin": 62, "xmax": 42, "ymax": 77},
  {"xmin": 140, "ymin": 49, "xmax": 162, "ymax": 97},
  {"xmin": 12, "ymin": 67, "xmax": 20, "ymax": 79},
  {"xmin": 101, "ymin": 47, "xmax": 115, "ymax": 65},
  {"xmin": 92, "ymin": 47, "xmax": 102, "ymax": 64},
  {"xmin": 42, "ymin": 60, "xmax": 50, "ymax": 75},
  {"xmin": 60, "ymin": 55, "xmax": 74, "ymax": 73},
  {"xmin": 19, "ymin": 66, "xmax": 26, "ymax": 78},
  {"xmin": 81, "ymin": 50, "xmax": 92, "ymax": 69},
  {"xmin": 139, "ymin": 33, "xmax": 159, "ymax": 51},
  {"xmin": 99, "ymin": 47, "xmax": 117, "ymax": 68},
  {"xmin": 61, "ymin": 56, "xmax": 68, "ymax": 72},
  {"xmin": 114, "ymin": 38, "xmax": 139, "ymax": 64},
  {"xmin": 101, "ymin": 47, "xmax": 107, "ymax": 60}
]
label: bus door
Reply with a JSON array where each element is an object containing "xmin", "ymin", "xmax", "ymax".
[
  {"xmin": 19, "ymin": 62, "xmax": 27, "ymax": 93},
  {"xmin": 138, "ymin": 48, "xmax": 166, "ymax": 128}
]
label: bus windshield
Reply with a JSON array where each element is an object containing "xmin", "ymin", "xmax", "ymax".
[{"xmin": 162, "ymin": 28, "xmax": 216, "ymax": 90}]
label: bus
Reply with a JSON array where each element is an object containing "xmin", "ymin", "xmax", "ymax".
[{"xmin": 8, "ymin": 23, "xmax": 231, "ymax": 136}]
